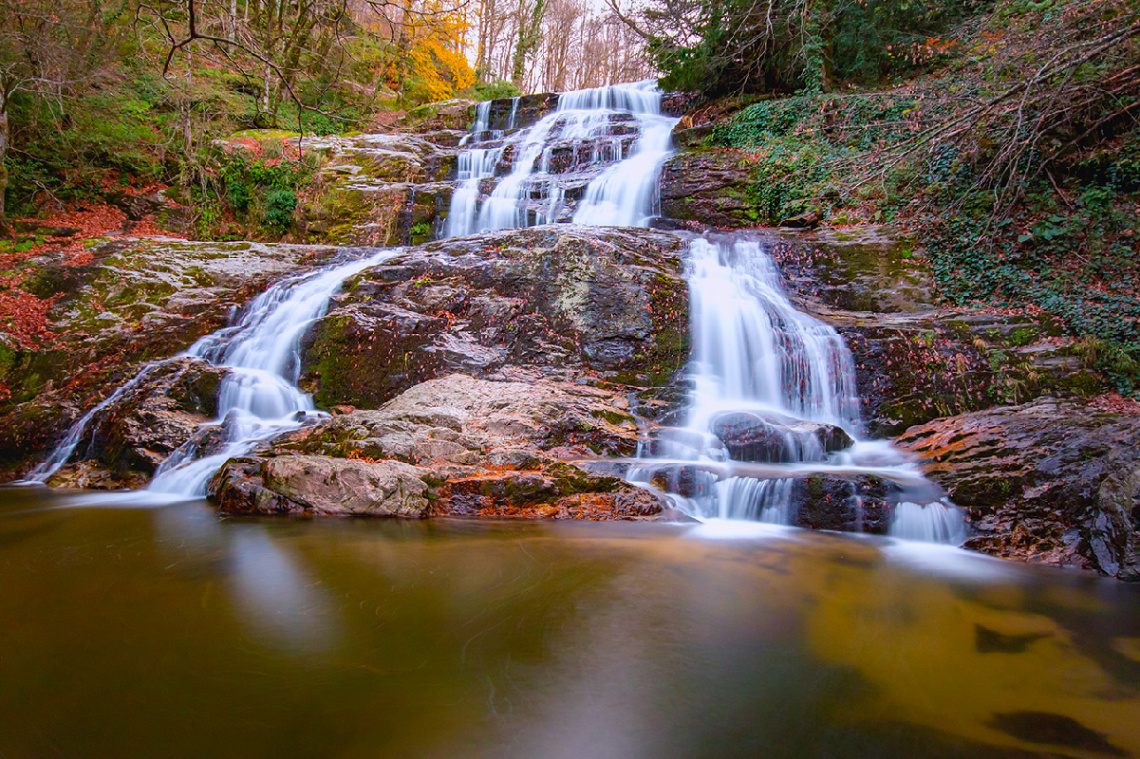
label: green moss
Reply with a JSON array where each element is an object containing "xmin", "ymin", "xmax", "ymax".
[
  {"xmin": 1007, "ymin": 326, "xmax": 1037, "ymax": 347},
  {"xmin": 592, "ymin": 409, "xmax": 635, "ymax": 426},
  {"xmin": 228, "ymin": 129, "xmax": 302, "ymax": 141}
]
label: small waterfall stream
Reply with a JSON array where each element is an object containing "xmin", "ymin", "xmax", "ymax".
[
  {"xmin": 27, "ymin": 249, "xmax": 397, "ymax": 496},
  {"xmin": 445, "ymin": 80, "xmax": 677, "ymax": 235},
  {"xmin": 26, "ymin": 80, "xmax": 964, "ymax": 541},
  {"xmin": 145, "ymin": 249, "xmax": 399, "ymax": 495},
  {"xmin": 628, "ymin": 234, "xmax": 964, "ymax": 540}
]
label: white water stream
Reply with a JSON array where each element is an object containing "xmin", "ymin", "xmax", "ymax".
[
  {"xmin": 629, "ymin": 235, "xmax": 964, "ymax": 540},
  {"xmin": 445, "ymin": 80, "xmax": 676, "ymax": 236},
  {"xmin": 27, "ymin": 249, "xmax": 397, "ymax": 496},
  {"xmin": 27, "ymin": 80, "xmax": 964, "ymax": 541}
]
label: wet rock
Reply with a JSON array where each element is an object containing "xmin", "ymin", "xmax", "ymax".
[
  {"xmin": 39, "ymin": 358, "xmax": 229, "ymax": 488},
  {"xmin": 660, "ymin": 91, "xmax": 703, "ymax": 118},
  {"xmin": 285, "ymin": 374, "xmax": 644, "ymax": 461},
  {"xmin": 208, "ymin": 459, "xmax": 304, "ymax": 515},
  {"xmin": 896, "ymin": 396, "xmax": 1140, "ymax": 578},
  {"xmin": 42, "ymin": 460, "xmax": 151, "ymax": 490},
  {"xmin": 790, "ymin": 474, "xmax": 896, "ymax": 533},
  {"xmin": 0, "ymin": 397, "xmax": 80, "ymax": 478},
  {"xmin": 22, "ymin": 237, "xmax": 338, "ymax": 395},
  {"xmin": 210, "ymin": 374, "xmax": 667, "ymax": 519},
  {"xmin": 267, "ymin": 455, "xmax": 434, "ymax": 517},
  {"xmin": 647, "ymin": 464, "xmax": 713, "ymax": 500},
  {"xmin": 208, "ymin": 454, "xmax": 435, "ymax": 516},
  {"xmin": 659, "ymin": 150, "xmax": 759, "ymax": 228},
  {"xmin": 482, "ymin": 92, "xmax": 559, "ymax": 131},
  {"xmin": 710, "ymin": 410, "xmax": 853, "ymax": 463},
  {"xmin": 300, "ymin": 226, "xmax": 689, "ymax": 415},
  {"xmin": 438, "ymin": 471, "xmax": 662, "ymax": 519}
]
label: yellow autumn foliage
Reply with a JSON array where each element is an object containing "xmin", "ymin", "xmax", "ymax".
[{"xmin": 400, "ymin": 0, "xmax": 476, "ymax": 101}]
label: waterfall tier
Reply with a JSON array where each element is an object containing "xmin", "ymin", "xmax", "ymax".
[
  {"xmin": 445, "ymin": 80, "xmax": 678, "ymax": 236},
  {"xmin": 627, "ymin": 233, "xmax": 963, "ymax": 536}
]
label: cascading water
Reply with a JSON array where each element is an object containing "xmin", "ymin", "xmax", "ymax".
[
  {"xmin": 27, "ymin": 249, "xmax": 397, "ymax": 496},
  {"xmin": 23, "ymin": 363, "xmax": 166, "ymax": 483},
  {"xmin": 685, "ymin": 236, "xmax": 862, "ymax": 432},
  {"xmin": 445, "ymin": 80, "xmax": 678, "ymax": 236},
  {"xmin": 29, "ymin": 81, "xmax": 678, "ymax": 501},
  {"xmin": 27, "ymin": 79, "xmax": 962, "ymax": 542},
  {"xmin": 145, "ymin": 249, "xmax": 399, "ymax": 496},
  {"xmin": 629, "ymin": 234, "xmax": 965, "ymax": 540}
]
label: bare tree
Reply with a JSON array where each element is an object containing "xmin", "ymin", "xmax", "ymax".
[{"xmin": 0, "ymin": 0, "xmax": 124, "ymax": 234}]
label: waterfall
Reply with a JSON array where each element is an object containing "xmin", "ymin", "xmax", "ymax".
[
  {"xmin": 685, "ymin": 237, "xmax": 862, "ymax": 433},
  {"xmin": 29, "ymin": 248, "xmax": 396, "ymax": 496},
  {"xmin": 22, "ymin": 362, "xmax": 166, "ymax": 483},
  {"xmin": 145, "ymin": 250, "xmax": 399, "ymax": 496},
  {"xmin": 29, "ymin": 81, "xmax": 679, "ymax": 499},
  {"xmin": 444, "ymin": 80, "xmax": 678, "ymax": 236},
  {"xmin": 628, "ymin": 234, "xmax": 965, "ymax": 540},
  {"xmin": 27, "ymin": 80, "xmax": 962, "ymax": 542}
]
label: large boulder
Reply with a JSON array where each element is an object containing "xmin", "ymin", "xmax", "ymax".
[
  {"xmin": 896, "ymin": 396, "xmax": 1140, "ymax": 579},
  {"xmin": 282, "ymin": 373, "xmax": 644, "ymax": 462},
  {"xmin": 211, "ymin": 455, "xmax": 435, "ymax": 517},
  {"xmin": 709, "ymin": 410, "xmax": 854, "ymax": 463},
  {"xmin": 208, "ymin": 374, "xmax": 667, "ymax": 520},
  {"xmin": 300, "ymin": 226, "xmax": 689, "ymax": 416}
]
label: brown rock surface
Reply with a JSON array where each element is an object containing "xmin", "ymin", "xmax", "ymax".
[
  {"xmin": 208, "ymin": 374, "xmax": 667, "ymax": 519},
  {"xmin": 896, "ymin": 396, "xmax": 1140, "ymax": 579},
  {"xmin": 300, "ymin": 226, "xmax": 689, "ymax": 416}
]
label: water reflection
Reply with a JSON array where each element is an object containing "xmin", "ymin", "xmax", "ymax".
[{"xmin": 0, "ymin": 487, "xmax": 1137, "ymax": 759}]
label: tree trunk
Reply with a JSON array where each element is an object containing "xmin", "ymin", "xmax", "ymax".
[
  {"xmin": 511, "ymin": 0, "xmax": 546, "ymax": 89},
  {"xmin": 0, "ymin": 104, "xmax": 10, "ymax": 239}
]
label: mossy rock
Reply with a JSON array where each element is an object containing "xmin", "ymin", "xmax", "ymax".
[{"xmin": 301, "ymin": 226, "xmax": 689, "ymax": 414}]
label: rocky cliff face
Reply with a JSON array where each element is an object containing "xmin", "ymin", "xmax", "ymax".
[{"xmin": 299, "ymin": 226, "xmax": 688, "ymax": 413}]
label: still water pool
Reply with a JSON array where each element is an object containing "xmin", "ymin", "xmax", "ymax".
[{"xmin": 2, "ymin": 487, "xmax": 1138, "ymax": 759}]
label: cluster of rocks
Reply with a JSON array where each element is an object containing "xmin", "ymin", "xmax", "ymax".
[{"xmin": 1, "ymin": 226, "xmax": 689, "ymax": 523}]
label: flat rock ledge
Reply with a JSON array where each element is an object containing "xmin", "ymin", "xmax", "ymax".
[
  {"xmin": 897, "ymin": 396, "xmax": 1140, "ymax": 579},
  {"xmin": 207, "ymin": 374, "xmax": 667, "ymax": 520}
]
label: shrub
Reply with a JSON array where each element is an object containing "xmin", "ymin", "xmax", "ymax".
[{"xmin": 264, "ymin": 190, "xmax": 298, "ymax": 231}]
